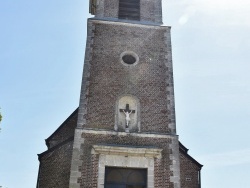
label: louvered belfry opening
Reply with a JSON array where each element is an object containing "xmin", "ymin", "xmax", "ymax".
[{"xmin": 119, "ymin": 0, "xmax": 140, "ymax": 21}]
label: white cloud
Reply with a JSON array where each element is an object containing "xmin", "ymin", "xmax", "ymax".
[
  {"xmin": 193, "ymin": 0, "xmax": 250, "ymax": 11},
  {"xmin": 166, "ymin": 0, "xmax": 250, "ymax": 26},
  {"xmin": 198, "ymin": 149, "xmax": 250, "ymax": 168},
  {"xmin": 178, "ymin": 5, "xmax": 197, "ymax": 25},
  {"xmin": 179, "ymin": 15, "xmax": 189, "ymax": 25},
  {"xmin": 191, "ymin": 0, "xmax": 250, "ymax": 26}
]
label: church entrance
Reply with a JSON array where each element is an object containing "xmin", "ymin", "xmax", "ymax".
[{"xmin": 104, "ymin": 167, "xmax": 147, "ymax": 188}]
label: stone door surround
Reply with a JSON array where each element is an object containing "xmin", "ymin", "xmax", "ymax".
[{"xmin": 92, "ymin": 145, "xmax": 162, "ymax": 188}]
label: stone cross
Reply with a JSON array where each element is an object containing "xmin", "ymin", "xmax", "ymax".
[{"xmin": 120, "ymin": 104, "xmax": 135, "ymax": 128}]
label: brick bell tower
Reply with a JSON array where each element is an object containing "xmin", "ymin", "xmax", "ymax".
[
  {"xmin": 37, "ymin": 0, "xmax": 202, "ymax": 188},
  {"xmin": 70, "ymin": 0, "xmax": 180, "ymax": 187}
]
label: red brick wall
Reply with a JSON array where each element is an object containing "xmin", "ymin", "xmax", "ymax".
[
  {"xmin": 37, "ymin": 140, "xmax": 73, "ymax": 188},
  {"xmin": 84, "ymin": 20, "xmax": 173, "ymax": 134},
  {"xmin": 180, "ymin": 152, "xmax": 201, "ymax": 188}
]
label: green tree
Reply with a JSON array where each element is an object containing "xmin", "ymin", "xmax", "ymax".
[
  {"xmin": 0, "ymin": 110, "xmax": 2, "ymax": 131},
  {"xmin": 0, "ymin": 110, "xmax": 2, "ymax": 123}
]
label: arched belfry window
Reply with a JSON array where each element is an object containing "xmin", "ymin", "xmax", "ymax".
[{"xmin": 119, "ymin": 0, "xmax": 140, "ymax": 21}]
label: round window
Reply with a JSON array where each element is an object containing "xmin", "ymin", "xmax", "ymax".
[
  {"xmin": 120, "ymin": 51, "xmax": 139, "ymax": 66},
  {"xmin": 122, "ymin": 54, "xmax": 136, "ymax": 64}
]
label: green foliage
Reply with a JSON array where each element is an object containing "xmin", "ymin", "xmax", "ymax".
[
  {"xmin": 0, "ymin": 110, "xmax": 2, "ymax": 131},
  {"xmin": 0, "ymin": 110, "xmax": 2, "ymax": 123},
  {"xmin": 0, "ymin": 112, "xmax": 2, "ymax": 123}
]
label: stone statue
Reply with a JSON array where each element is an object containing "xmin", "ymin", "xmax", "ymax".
[
  {"xmin": 119, "ymin": 104, "xmax": 135, "ymax": 130},
  {"xmin": 123, "ymin": 110, "xmax": 132, "ymax": 128}
]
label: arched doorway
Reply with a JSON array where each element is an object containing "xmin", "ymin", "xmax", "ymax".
[{"xmin": 105, "ymin": 167, "xmax": 147, "ymax": 188}]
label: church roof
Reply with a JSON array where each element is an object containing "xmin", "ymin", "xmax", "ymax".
[
  {"xmin": 179, "ymin": 142, "xmax": 203, "ymax": 169},
  {"xmin": 45, "ymin": 108, "xmax": 78, "ymax": 147},
  {"xmin": 38, "ymin": 136, "xmax": 74, "ymax": 161}
]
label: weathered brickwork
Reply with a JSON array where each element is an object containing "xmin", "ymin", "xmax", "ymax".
[
  {"xmin": 46, "ymin": 109, "xmax": 78, "ymax": 148},
  {"xmin": 180, "ymin": 152, "xmax": 201, "ymax": 188},
  {"xmin": 104, "ymin": 0, "xmax": 119, "ymax": 18},
  {"xmin": 140, "ymin": 0, "xmax": 155, "ymax": 22},
  {"xmin": 82, "ymin": 20, "xmax": 173, "ymax": 134},
  {"xmin": 38, "ymin": 140, "xmax": 74, "ymax": 188},
  {"xmin": 77, "ymin": 132, "xmax": 174, "ymax": 188}
]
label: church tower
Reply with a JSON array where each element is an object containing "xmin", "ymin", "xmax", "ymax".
[
  {"xmin": 37, "ymin": 1, "xmax": 202, "ymax": 188},
  {"xmin": 70, "ymin": 0, "xmax": 180, "ymax": 187}
]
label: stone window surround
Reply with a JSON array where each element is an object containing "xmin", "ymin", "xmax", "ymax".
[{"xmin": 92, "ymin": 144, "xmax": 163, "ymax": 188}]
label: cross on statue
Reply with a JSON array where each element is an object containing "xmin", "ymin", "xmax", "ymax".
[{"xmin": 119, "ymin": 104, "xmax": 135, "ymax": 128}]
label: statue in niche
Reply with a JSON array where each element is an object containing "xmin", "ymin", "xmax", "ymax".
[
  {"xmin": 115, "ymin": 96, "xmax": 140, "ymax": 133},
  {"xmin": 122, "ymin": 110, "xmax": 132, "ymax": 128},
  {"xmin": 119, "ymin": 104, "xmax": 135, "ymax": 129}
]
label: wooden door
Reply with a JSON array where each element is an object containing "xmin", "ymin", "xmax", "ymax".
[{"xmin": 105, "ymin": 167, "xmax": 147, "ymax": 188}]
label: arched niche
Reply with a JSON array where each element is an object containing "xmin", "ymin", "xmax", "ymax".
[{"xmin": 115, "ymin": 95, "xmax": 140, "ymax": 132}]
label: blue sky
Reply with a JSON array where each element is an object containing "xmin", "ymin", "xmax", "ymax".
[{"xmin": 0, "ymin": 0, "xmax": 250, "ymax": 187}]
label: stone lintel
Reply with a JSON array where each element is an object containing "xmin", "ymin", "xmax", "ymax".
[
  {"xmin": 89, "ymin": 18, "xmax": 171, "ymax": 30},
  {"xmin": 82, "ymin": 129, "xmax": 178, "ymax": 139},
  {"xmin": 92, "ymin": 145, "xmax": 162, "ymax": 159}
]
